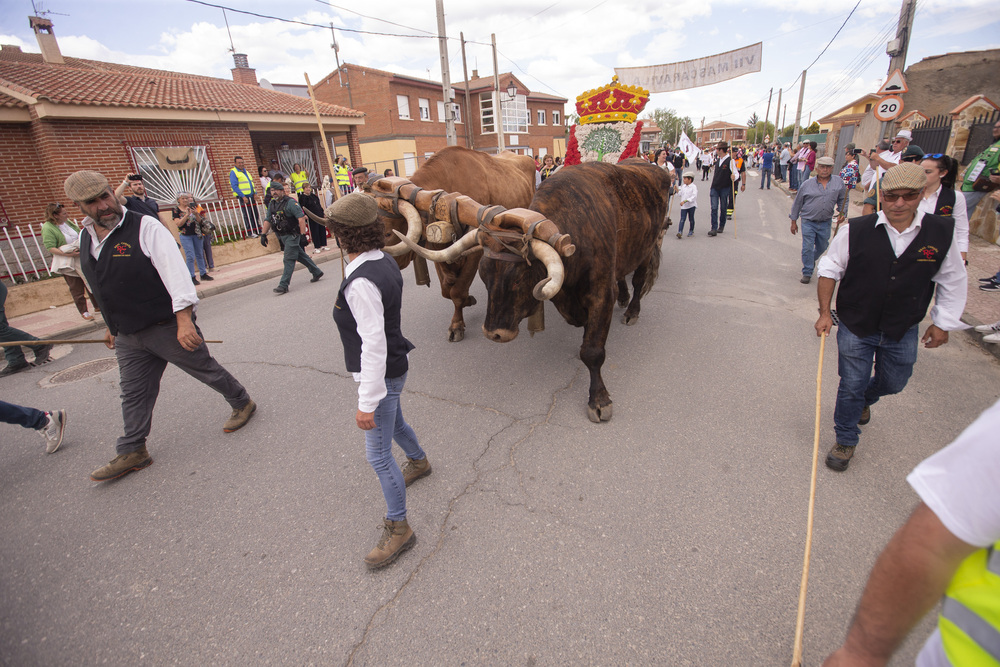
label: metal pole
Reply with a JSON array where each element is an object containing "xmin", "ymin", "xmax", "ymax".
[
  {"xmin": 792, "ymin": 70, "xmax": 806, "ymax": 146},
  {"xmin": 460, "ymin": 32, "xmax": 474, "ymax": 148},
  {"xmin": 775, "ymin": 88, "xmax": 783, "ymax": 143},
  {"xmin": 435, "ymin": 0, "xmax": 457, "ymax": 146},
  {"xmin": 764, "ymin": 87, "xmax": 773, "ymax": 145},
  {"xmin": 492, "ymin": 33, "xmax": 504, "ymax": 152}
]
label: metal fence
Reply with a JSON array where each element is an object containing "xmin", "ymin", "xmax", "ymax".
[
  {"xmin": 1, "ymin": 197, "xmax": 269, "ymax": 286},
  {"xmin": 961, "ymin": 109, "xmax": 1000, "ymax": 165},
  {"xmin": 910, "ymin": 115, "xmax": 952, "ymax": 155}
]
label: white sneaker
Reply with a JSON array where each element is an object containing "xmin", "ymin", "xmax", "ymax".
[
  {"xmin": 984, "ymin": 332, "xmax": 1000, "ymax": 344},
  {"xmin": 974, "ymin": 320, "xmax": 1000, "ymax": 333},
  {"xmin": 40, "ymin": 410, "xmax": 66, "ymax": 453},
  {"xmin": 313, "ymin": 248, "xmax": 322, "ymax": 254}
]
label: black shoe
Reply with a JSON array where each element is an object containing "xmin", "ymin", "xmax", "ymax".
[
  {"xmin": 0, "ymin": 361, "xmax": 32, "ymax": 377},
  {"xmin": 310, "ymin": 272, "xmax": 324, "ymax": 283},
  {"xmin": 800, "ymin": 275, "xmax": 811, "ymax": 284},
  {"xmin": 708, "ymin": 231, "xmax": 717, "ymax": 237},
  {"xmin": 981, "ymin": 282, "xmax": 1000, "ymax": 292},
  {"xmin": 33, "ymin": 344, "xmax": 54, "ymax": 365},
  {"xmin": 718, "ymin": 228, "xmax": 725, "ymax": 233},
  {"xmin": 192, "ymin": 276, "xmax": 200, "ymax": 285},
  {"xmin": 979, "ymin": 276, "xmax": 999, "ymax": 284},
  {"xmin": 200, "ymin": 274, "xmax": 214, "ymax": 281},
  {"xmin": 273, "ymin": 286, "xmax": 288, "ymax": 294},
  {"xmin": 825, "ymin": 444, "xmax": 855, "ymax": 472},
  {"xmin": 858, "ymin": 405, "xmax": 871, "ymax": 425}
]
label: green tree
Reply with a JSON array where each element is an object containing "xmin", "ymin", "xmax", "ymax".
[
  {"xmin": 642, "ymin": 108, "xmax": 695, "ymax": 146},
  {"xmin": 746, "ymin": 113, "xmax": 760, "ymax": 142},
  {"xmin": 805, "ymin": 121, "xmax": 820, "ymax": 134}
]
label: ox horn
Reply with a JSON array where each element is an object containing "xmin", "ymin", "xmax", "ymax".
[
  {"xmin": 392, "ymin": 227, "xmax": 479, "ymax": 263},
  {"xmin": 302, "ymin": 206, "xmax": 331, "ymax": 229},
  {"xmin": 530, "ymin": 240, "xmax": 564, "ymax": 301},
  {"xmin": 383, "ymin": 200, "xmax": 424, "ymax": 257}
]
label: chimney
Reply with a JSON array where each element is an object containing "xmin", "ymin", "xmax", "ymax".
[
  {"xmin": 29, "ymin": 16, "xmax": 64, "ymax": 64},
  {"xmin": 231, "ymin": 53, "xmax": 258, "ymax": 86},
  {"xmin": 472, "ymin": 69, "xmax": 479, "ymax": 79}
]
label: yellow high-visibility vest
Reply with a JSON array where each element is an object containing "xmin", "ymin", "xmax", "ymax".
[
  {"xmin": 939, "ymin": 541, "xmax": 1000, "ymax": 666},
  {"xmin": 230, "ymin": 167, "xmax": 254, "ymax": 197},
  {"xmin": 335, "ymin": 164, "xmax": 350, "ymax": 187},
  {"xmin": 290, "ymin": 170, "xmax": 309, "ymax": 193}
]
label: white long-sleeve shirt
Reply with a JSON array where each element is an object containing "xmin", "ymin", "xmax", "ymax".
[
  {"xmin": 343, "ymin": 249, "xmax": 390, "ymax": 412},
  {"xmin": 917, "ymin": 185, "xmax": 969, "ymax": 253},
  {"xmin": 816, "ymin": 211, "xmax": 968, "ymax": 331},
  {"xmin": 861, "ymin": 149, "xmax": 901, "ymax": 190},
  {"xmin": 80, "ymin": 208, "xmax": 198, "ymax": 314},
  {"xmin": 677, "ymin": 183, "xmax": 698, "ymax": 209}
]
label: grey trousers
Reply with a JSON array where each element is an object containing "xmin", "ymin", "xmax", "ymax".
[{"xmin": 114, "ymin": 318, "xmax": 250, "ymax": 454}]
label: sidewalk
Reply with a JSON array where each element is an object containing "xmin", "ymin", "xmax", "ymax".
[
  {"xmin": 6, "ymin": 247, "xmax": 346, "ymax": 342},
  {"xmin": 770, "ymin": 173, "xmax": 1000, "ymax": 358}
]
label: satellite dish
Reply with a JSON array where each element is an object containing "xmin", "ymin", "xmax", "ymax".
[{"xmin": 259, "ymin": 79, "xmax": 275, "ymax": 90}]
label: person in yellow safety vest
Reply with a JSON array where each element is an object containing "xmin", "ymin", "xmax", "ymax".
[
  {"xmin": 289, "ymin": 163, "xmax": 309, "ymax": 195},
  {"xmin": 229, "ymin": 155, "xmax": 261, "ymax": 237},
  {"xmin": 822, "ymin": 398, "xmax": 1000, "ymax": 667},
  {"xmin": 334, "ymin": 156, "xmax": 351, "ymax": 197}
]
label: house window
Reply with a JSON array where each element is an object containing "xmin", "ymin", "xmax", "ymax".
[
  {"xmin": 454, "ymin": 102, "xmax": 462, "ymax": 124},
  {"xmin": 480, "ymin": 92, "xmax": 496, "ymax": 134},
  {"xmin": 397, "ymin": 95, "xmax": 411, "ymax": 120},
  {"xmin": 864, "ymin": 103, "xmax": 872, "ymax": 113},
  {"xmin": 537, "ymin": 109, "xmax": 546, "ymax": 125},
  {"xmin": 129, "ymin": 145, "xmax": 217, "ymax": 204},
  {"xmin": 553, "ymin": 110, "xmax": 561, "ymax": 125},
  {"xmin": 437, "ymin": 101, "xmax": 446, "ymax": 122},
  {"xmin": 402, "ymin": 152, "xmax": 417, "ymax": 177},
  {"xmin": 501, "ymin": 94, "xmax": 528, "ymax": 133},
  {"xmin": 418, "ymin": 98, "xmax": 431, "ymax": 121}
]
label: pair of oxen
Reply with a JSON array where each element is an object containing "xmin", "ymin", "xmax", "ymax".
[{"xmin": 305, "ymin": 147, "xmax": 672, "ymax": 423}]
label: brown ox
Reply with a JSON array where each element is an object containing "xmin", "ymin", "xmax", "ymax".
[
  {"xmin": 381, "ymin": 146, "xmax": 535, "ymax": 342},
  {"xmin": 398, "ymin": 159, "xmax": 671, "ymax": 422}
]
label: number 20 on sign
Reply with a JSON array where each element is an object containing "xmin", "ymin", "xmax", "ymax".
[{"xmin": 874, "ymin": 95, "xmax": 904, "ymax": 122}]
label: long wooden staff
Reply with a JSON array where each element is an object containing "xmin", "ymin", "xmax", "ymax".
[
  {"xmin": 791, "ymin": 332, "xmax": 827, "ymax": 667},
  {"xmin": 1, "ymin": 339, "xmax": 222, "ymax": 346},
  {"xmin": 304, "ymin": 71, "xmax": 346, "ymax": 279}
]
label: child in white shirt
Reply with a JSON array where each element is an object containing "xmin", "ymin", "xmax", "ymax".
[{"xmin": 676, "ymin": 172, "xmax": 698, "ymax": 238}]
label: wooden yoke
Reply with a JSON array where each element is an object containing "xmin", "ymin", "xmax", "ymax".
[{"xmin": 368, "ymin": 176, "xmax": 574, "ymax": 257}]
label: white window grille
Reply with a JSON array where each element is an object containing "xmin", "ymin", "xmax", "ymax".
[
  {"xmin": 553, "ymin": 110, "xmax": 561, "ymax": 125},
  {"xmin": 502, "ymin": 94, "xmax": 528, "ymax": 133},
  {"xmin": 276, "ymin": 148, "xmax": 320, "ymax": 190},
  {"xmin": 397, "ymin": 95, "xmax": 411, "ymax": 119},
  {"xmin": 480, "ymin": 93, "xmax": 495, "ymax": 134},
  {"xmin": 418, "ymin": 98, "xmax": 431, "ymax": 121},
  {"xmin": 537, "ymin": 109, "xmax": 546, "ymax": 125},
  {"xmin": 129, "ymin": 146, "xmax": 217, "ymax": 205}
]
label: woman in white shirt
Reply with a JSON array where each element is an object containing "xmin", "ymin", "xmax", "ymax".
[{"xmin": 919, "ymin": 154, "xmax": 969, "ymax": 261}]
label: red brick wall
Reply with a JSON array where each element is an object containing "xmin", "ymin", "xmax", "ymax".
[{"xmin": 0, "ymin": 122, "xmax": 52, "ymax": 230}]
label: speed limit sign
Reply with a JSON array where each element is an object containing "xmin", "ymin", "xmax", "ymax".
[{"xmin": 873, "ymin": 95, "xmax": 904, "ymax": 122}]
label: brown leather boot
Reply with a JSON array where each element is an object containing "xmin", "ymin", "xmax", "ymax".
[
  {"xmin": 90, "ymin": 445, "xmax": 152, "ymax": 482},
  {"xmin": 364, "ymin": 518, "xmax": 416, "ymax": 569},
  {"xmin": 401, "ymin": 456, "xmax": 432, "ymax": 487}
]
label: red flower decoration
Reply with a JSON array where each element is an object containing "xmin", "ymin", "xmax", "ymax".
[
  {"xmin": 618, "ymin": 121, "xmax": 643, "ymax": 163},
  {"xmin": 564, "ymin": 126, "xmax": 582, "ymax": 166}
]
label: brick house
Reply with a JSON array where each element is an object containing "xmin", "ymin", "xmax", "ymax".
[
  {"xmin": 312, "ymin": 64, "xmax": 567, "ymax": 176},
  {"xmin": 694, "ymin": 121, "xmax": 746, "ymax": 147},
  {"xmin": 0, "ymin": 16, "xmax": 362, "ymax": 281},
  {"xmin": 639, "ymin": 121, "xmax": 662, "ymax": 154}
]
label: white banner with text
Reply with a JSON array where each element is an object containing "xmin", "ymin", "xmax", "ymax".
[{"xmin": 615, "ymin": 43, "xmax": 763, "ymax": 93}]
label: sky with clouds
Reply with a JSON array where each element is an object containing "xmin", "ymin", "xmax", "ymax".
[{"xmin": 2, "ymin": 0, "xmax": 997, "ymax": 131}]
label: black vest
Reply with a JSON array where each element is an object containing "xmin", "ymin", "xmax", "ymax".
[
  {"xmin": 836, "ymin": 213, "xmax": 954, "ymax": 341},
  {"xmin": 711, "ymin": 156, "xmax": 733, "ymax": 190},
  {"xmin": 933, "ymin": 187, "xmax": 957, "ymax": 217},
  {"xmin": 333, "ymin": 253, "xmax": 415, "ymax": 378},
  {"xmin": 79, "ymin": 210, "xmax": 174, "ymax": 336}
]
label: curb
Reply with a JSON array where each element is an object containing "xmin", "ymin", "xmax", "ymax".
[
  {"xmin": 196, "ymin": 249, "xmax": 345, "ymax": 300},
  {"xmin": 961, "ymin": 316, "xmax": 1000, "ymax": 361}
]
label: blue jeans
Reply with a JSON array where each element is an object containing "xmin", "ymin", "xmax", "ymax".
[
  {"xmin": 0, "ymin": 399, "xmax": 46, "ymax": 429},
  {"xmin": 179, "ymin": 234, "xmax": 208, "ymax": 277},
  {"xmin": 679, "ymin": 207, "xmax": 695, "ymax": 234},
  {"xmin": 710, "ymin": 188, "xmax": 729, "ymax": 231},
  {"xmin": 834, "ymin": 325, "xmax": 918, "ymax": 447},
  {"xmin": 760, "ymin": 168, "xmax": 772, "ymax": 189},
  {"xmin": 1, "ymin": 280, "xmax": 42, "ymax": 367},
  {"xmin": 801, "ymin": 167, "xmax": 811, "ymax": 183},
  {"xmin": 365, "ymin": 373, "xmax": 426, "ymax": 521},
  {"xmin": 777, "ymin": 164, "xmax": 786, "ymax": 180},
  {"xmin": 277, "ymin": 234, "xmax": 322, "ymax": 289},
  {"xmin": 789, "ymin": 166, "xmax": 799, "ymax": 190},
  {"xmin": 800, "ymin": 219, "xmax": 832, "ymax": 277}
]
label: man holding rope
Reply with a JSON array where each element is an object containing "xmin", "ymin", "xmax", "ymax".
[
  {"xmin": 814, "ymin": 162, "xmax": 967, "ymax": 472},
  {"xmin": 66, "ymin": 170, "xmax": 257, "ymax": 482}
]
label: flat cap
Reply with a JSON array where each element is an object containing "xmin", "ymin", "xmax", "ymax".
[
  {"xmin": 901, "ymin": 144, "xmax": 925, "ymax": 161},
  {"xmin": 816, "ymin": 156, "xmax": 835, "ymax": 166},
  {"xmin": 269, "ymin": 181, "xmax": 285, "ymax": 190},
  {"xmin": 326, "ymin": 192, "xmax": 378, "ymax": 228},
  {"xmin": 881, "ymin": 162, "xmax": 927, "ymax": 191},
  {"xmin": 352, "ymin": 166, "xmax": 369, "ymax": 176},
  {"xmin": 64, "ymin": 170, "xmax": 109, "ymax": 202},
  {"xmin": 682, "ymin": 171, "xmax": 695, "ymax": 179}
]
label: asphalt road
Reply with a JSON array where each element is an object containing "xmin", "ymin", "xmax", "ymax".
[{"xmin": 2, "ymin": 174, "xmax": 999, "ymax": 666}]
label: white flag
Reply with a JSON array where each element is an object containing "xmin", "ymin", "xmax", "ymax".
[{"xmin": 678, "ymin": 131, "xmax": 700, "ymax": 163}]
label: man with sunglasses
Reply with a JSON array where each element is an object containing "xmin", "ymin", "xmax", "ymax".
[{"xmin": 814, "ymin": 163, "xmax": 967, "ymax": 472}]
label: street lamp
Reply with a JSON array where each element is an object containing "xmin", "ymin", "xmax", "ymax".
[{"xmin": 505, "ymin": 81, "xmax": 517, "ymax": 101}]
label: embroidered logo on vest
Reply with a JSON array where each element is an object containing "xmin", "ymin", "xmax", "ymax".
[
  {"xmin": 916, "ymin": 245, "xmax": 939, "ymax": 262},
  {"xmin": 113, "ymin": 242, "xmax": 132, "ymax": 257},
  {"xmin": 938, "ymin": 206, "xmax": 953, "ymax": 216}
]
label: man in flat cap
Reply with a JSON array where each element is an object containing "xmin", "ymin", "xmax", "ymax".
[
  {"xmin": 64, "ymin": 170, "xmax": 257, "ymax": 482},
  {"xmin": 260, "ymin": 181, "xmax": 323, "ymax": 294},
  {"xmin": 814, "ymin": 162, "xmax": 967, "ymax": 472},
  {"xmin": 328, "ymin": 193, "xmax": 429, "ymax": 569},
  {"xmin": 789, "ymin": 155, "xmax": 847, "ymax": 284}
]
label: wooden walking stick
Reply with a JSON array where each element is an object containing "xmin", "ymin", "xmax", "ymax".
[
  {"xmin": 791, "ymin": 331, "xmax": 827, "ymax": 667},
  {"xmin": 1, "ymin": 339, "xmax": 222, "ymax": 346}
]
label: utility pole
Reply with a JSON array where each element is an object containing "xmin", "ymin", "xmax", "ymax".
[
  {"xmin": 774, "ymin": 89, "xmax": 782, "ymax": 143},
  {"xmin": 459, "ymin": 32, "xmax": 473, "ymax": 148},
  {"xmin": 792, "ymin": 70, "xmax": 806, "ymax": 146},
  {"xmin": 782, "ymin": 104, "xmax": 787, "ymax": 138},
  {"xmin": 764, "ymin": 87, "xmax": 772, "ymax": 145},
  {"xmin": 879, "ymin": 0, "xmax": 917, "ymax": 140},
  {"xmin": 491, "ymin": 33, "xmax": 504, "ymax": 153},
  {"xmin": 329, "ymin": 24, "xmax": 353, "ymax": 109},
  {"xmin": 699, "ymin": 116, "xmax": 705, "ymax": 147},
  {"xmin": 435, "ymin": 0, "xmax": 457, "ymax": 146}
]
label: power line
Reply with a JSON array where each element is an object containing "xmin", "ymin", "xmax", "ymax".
[
  {"xmin": 311, "ymin": 0, "xmax": 436, "ymax": 36},
  {"xmin": 803, "ymin": 0, "xmax": 862, "ymax": 72},
  {"xmin": 495, "ymin": 47, "xmax": 565, "ymax": 99}
]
